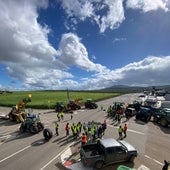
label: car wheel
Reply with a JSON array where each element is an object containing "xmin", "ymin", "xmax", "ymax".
[
  {"xmin": 128, "ymin": 155, "xmax": 135, "ymax": 162},
  {"xmin": 94, "ymin": 160, "xmax": 104, "ymax": 169},
  {"xmin": 160, "ymin": 118, "xmax": 168, "ymax": 127}
]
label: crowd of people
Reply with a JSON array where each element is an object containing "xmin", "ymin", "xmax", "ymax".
[{"xmin": 54, "ymin": 108, "xmax": 128, "ymax": 145}]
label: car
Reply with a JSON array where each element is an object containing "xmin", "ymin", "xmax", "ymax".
[
  {"xmin": 135, "ymin": 107, "xmax": 152, "ymax": 122},
  {"xmin": 125, "ymin": 107, "xmax": 136, "ymax": 119},
  {"xmin": 80, "ymin": 138, "xmax": 137, "ymax": 169},
  {"xmin": 153, "ymin": 108, "xmax": 170, "ymax": 127}
]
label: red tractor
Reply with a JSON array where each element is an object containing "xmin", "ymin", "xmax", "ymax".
[{"xmin": 67, "ymin": 98, "xmax": 82, "ymax": 110}]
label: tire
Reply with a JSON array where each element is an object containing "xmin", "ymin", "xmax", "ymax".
[
  {"xmin": 160, "ymin": 118, "xmax": 168, "ymax": 127},
  {"xmin": 128, "ymin": 155, "xmax": 135, "ymax": 162},
  {"xmin": 29, "ymin": 125, "xmax": 39, "ymax": 134},
  {"xmin": 94, "ymin": 161, "xmax": 104, "ymax": 170},
  {"xmin": 37, "ymin": 122, "xmax": 44, "ymax": 132},
  {"xmin": 9, "ymin": 113, "xmax": 14, "ymax": 121},
  {"xmin": 153, "ymin": 117, "xmax": 158, "ymax": 123},
  {"xmin": 43, "ymin": 128, "xmax": 53, "ymax": 140},
  {"xmin": 19, "ymin": 123, "xmax": 26, "ymax": 133}
]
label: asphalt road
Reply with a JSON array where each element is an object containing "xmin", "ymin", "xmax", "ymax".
[{"xmin": 0, "ymin": 93, "xmax": 170, "ymax": 170}]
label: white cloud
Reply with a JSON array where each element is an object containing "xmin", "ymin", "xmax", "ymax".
[
  {"xmin": 59, "ymin": 0, "xmax": 125, "ymax": 33},
  {"xmin": 58, "ymin": 32, "xmax": 107, "ymax": 72},
  {"xmin": 60, "ymin": 0, "xmax": 170, "ymax": 33},
  {"xmin": 59, "ymin": 0, "xmax": 94, "ymax": 20},
  {"xmin": 99, "ymin": 0, "xmax": 125, "ymax": 33},
  {"xmin": 113, "ymin": 37, "xmax": 127, "ymax": 43},
  {"xmin": 0, "ymin": 0, "xmax": 73, "ymax": 89},
  {"xmin": 0, "ymin": 0, "xmax": 170, "ymax": 90},
  {"xmin": 126, "ymin": 0, "xmax": 169, "ymax": 12},
  {"xmin": 80, "ymin": 56, "xmax": 170, "ymax": 89}
]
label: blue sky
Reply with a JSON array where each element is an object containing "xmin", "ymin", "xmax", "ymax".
[{"xmin": 0, "ymin": 0, "xmax": 170, "ymax": 90}]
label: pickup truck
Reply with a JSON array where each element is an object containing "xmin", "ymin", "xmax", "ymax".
[{"xmin": 80, "ymin": 138, "xmax": 137, "ymax": 169}]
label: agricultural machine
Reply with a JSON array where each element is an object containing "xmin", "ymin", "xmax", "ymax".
[
  {"xmin": 67, "ymin": 98, "xmax": 82, "ymax": 110},
  {"xmin": 55, "ymin": 101, "xmax": 67, "ymax": 112},
  {"xmin": 107, "ymin": 102, "xmax": 125, "ymax": 117},
  {"xmin": 84, "ymin": 99, "xmax": 98, "ymax": 109},
  {"xmin": 19, "ymin": 113, "xmax": 44, "ymax": 134},
  {"xmin": 8, "ymin": 94, "xmax": 32, "ymax": 123}
]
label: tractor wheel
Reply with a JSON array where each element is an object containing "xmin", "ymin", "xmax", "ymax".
[
  {"xmin": 16, "ymin": 116, "xmax": 21, "ymax": 123},
  {"xmin": 29, "ymin": 125, "xmax": 39, "ymax": 134},
  {"xmin": 37, "ymin": 122, "xmax": 44, "ymax": 132},
  {"xmin": 160, "ymin": 118, "xmax": 168, "ymax": 127},
  {"xmin": 43, "ymin": 128, "xmax": 53, "ymax": 140},
  {"xmin": 9, "ymin": 113, "xmax": 14, "ymax": 121},
  {"xmin": 153, "ymin": 117, "xmax": 158, "ymax": 123},
  {"xmin": 19, "ymin": 123, "xmax": 26, "ymax": 133}
]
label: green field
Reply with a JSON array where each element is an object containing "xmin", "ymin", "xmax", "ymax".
[{"xmin": 0, "ymin": 91, "xmax": 120, "ymax": 109}]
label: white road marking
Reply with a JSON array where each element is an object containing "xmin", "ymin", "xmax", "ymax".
[
  {"xmin": 0, "ymin": 145, "xmax": 31, "ymax": 163},
  {"xmin": 144, "ymin": 155, "xmax": 163, "ymax": 166},
  {"xmin": 107, "ymin": 124, "xmax": 145, "ymax": 135},
  {"xmin": 138, "ymin": 164, "xmax": 150, "ymax": 170},
  {"xmin": 40, "ymin": 141, "xmax": 75, "ymax": 170}
]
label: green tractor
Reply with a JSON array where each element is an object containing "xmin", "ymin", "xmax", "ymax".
[
  {"xmin": 55, "ymin": 101, "xmax": 67, "ymax": 112},
  {"xmin": 19, "ymin": 114, "xmax": 44, "ymax": 134},
  {"xmin": 84, "ymin": 99, "xmax": 98, "ymax": 109}
]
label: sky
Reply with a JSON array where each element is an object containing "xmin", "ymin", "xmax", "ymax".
[{"xmin": 0, "ymin": 0, "xmax": 170, "ymax": 91}]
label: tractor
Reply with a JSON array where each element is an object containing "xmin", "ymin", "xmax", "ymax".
[
  {"xmin": 84, "ymin": 99, "xmax": 98, "ymax": 109},
  {"xmin": 55, "ymin": 101, "xmax": 67, "ymax": 112},
  {"xmin": 67, "ymin": 98, "xmax": 82, "ymax": 110},
  {"xmin": 19, "ymin": 113, "xmax": 44, "ymax": 134},
  {"xmin": 8, "ymin": 94, "xmax": 32, "ymax": 123}
]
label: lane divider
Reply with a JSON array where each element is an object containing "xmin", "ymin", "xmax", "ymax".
[
  {"xmin": 145, "ymin": 155, "xmax": 163, "ymax": 166},
  {"xmin": 40, "ymin": 141, "xmax": 75, "ymax": 170},
  {"xmin": 0, "ymin": 145, "xmax": 31, "ymax": 163}
]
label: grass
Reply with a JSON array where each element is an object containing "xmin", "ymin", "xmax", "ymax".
[{"xmin": 0, "ymin": 91, "xmax": 121, "ymax": 109}]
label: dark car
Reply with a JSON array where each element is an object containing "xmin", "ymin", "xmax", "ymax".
[
  {"xmin": 125, "ymin": 108, "xmax": 136, "ymax": 118},
  {"xmin": 80, "ymin": 138, "xmax": 137, "ymax": 170},
  {"xmin": 136, "ymin": 107, "xmax": 152, "ymax": 122},
  {"xmin": 153, "ymin": 108, "xmax": 170, "ymax": 127},
  {"xmin": 85, "ymin": 99, "xmax": 98, "ymax": 109}
]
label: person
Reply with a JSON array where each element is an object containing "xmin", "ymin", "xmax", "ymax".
[
  {"xmin": 123, "ymin": 123, "xmax": 127, "ymax": 138},
  {"xmin": 60, "ymin": 111, "xmax": 64, "ymax": 120},
  {"xmin": 117, "ymin": 113, "xmax": 122, "ymax": 125},
  {"xmin": 97, "ymin": 126, "xmax": 103, "ymax": 138},
  {"xmin": 65, "ymin": 123, "xmax": 70, "ymax": 137},
  {"xmin": 55, "ymin": 121, "xmax": 59, "ymax": 136},
  {"xmin": 81, "ymin": 133, "xmax": 87, "ymax": 145},
  {"xmin": 102, "ymin": 120, "xmax": 107, "ymax": 135},
  {"xmin": 57, "ymin": 113, "xmax": 60, "ymax": 122},
  {"xmin": 100, "ymin": 104, "xmax": 103, "ymax": 111},
  {"xmin": 118, "ymin": 125, "xmax": 123, "ymax": 140},
  {"xmin": 70, "ymin": 112, "xmax": 73, "ymax": 120}
]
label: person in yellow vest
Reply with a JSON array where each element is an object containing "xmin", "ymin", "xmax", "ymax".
[
  {"xmin": 118, "ymin": 125, "xmax": 123, "ymax": 140},
  {"xmin": 57, "ymin": 113, "xmax": 60, "ymax": 122},
  {"xmin": 55, "ymin": 121, "xmax": 59, "ymax": 136},
  {"xmin": 91, "ymin": 127, "xmax": 95, "ymax": 142},
  {"xmin": 60, "ymin": 111, "xmax": 64, "ymax": 120}
]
